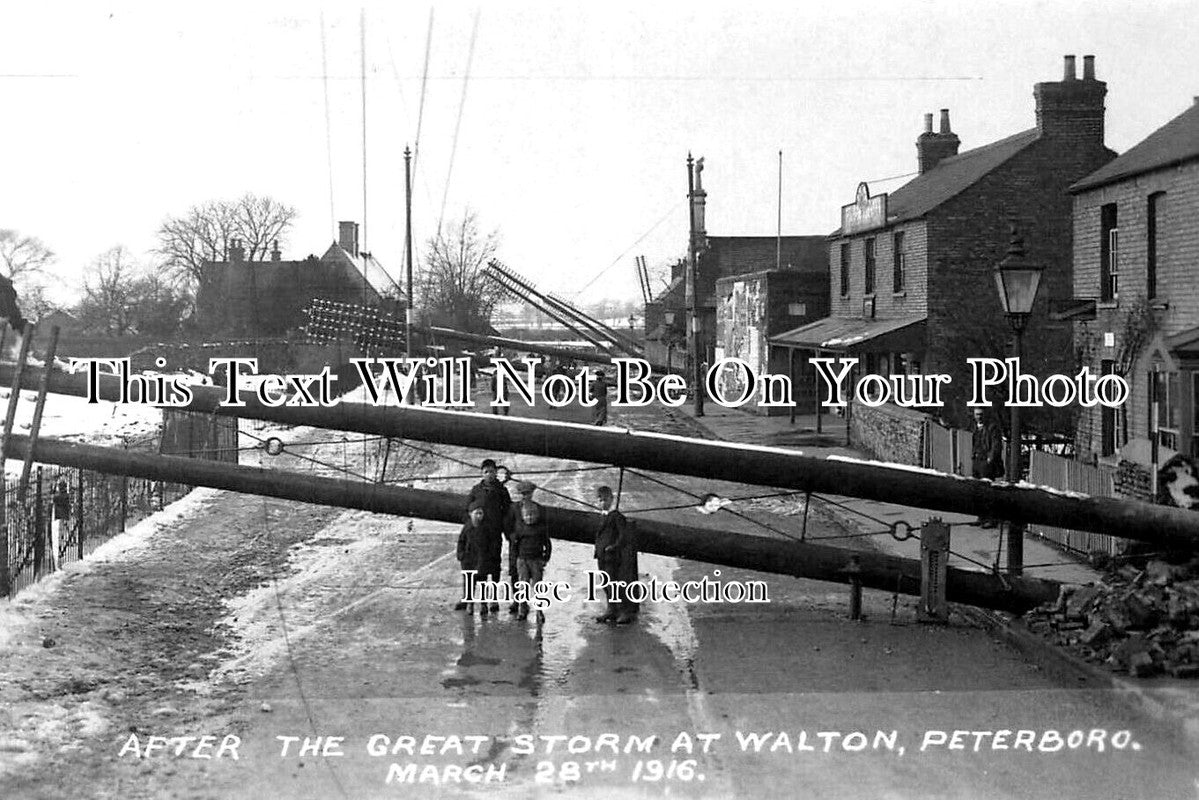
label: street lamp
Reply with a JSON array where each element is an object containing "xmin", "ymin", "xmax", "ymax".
[{"xmin": 992, "ymin": 224, "xmax": 1043, "ymax": 575}]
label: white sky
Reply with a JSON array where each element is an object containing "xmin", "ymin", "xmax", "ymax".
[{"xmin": 1, "ymin": 0, "xmax": 1195, "ymax": 307}]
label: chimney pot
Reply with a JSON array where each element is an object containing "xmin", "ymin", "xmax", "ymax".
[
  {"xmin": 1064, "ymin": 55, "xmax": 1077, "ymax": 80},
  {"xmin": 923, "ymin": 113, "xmax": 933, "ymax": 133},
  {"xmin": 939, "ymin": 108, "xmax": 951, "ymax": 134},
  {"xmin": 337, "ymin": 221, "xmax": 360, "ymax": 258},
  {"xmin": 1083, "ymin": 55, "xmax": 1095, "ymax": 80}
]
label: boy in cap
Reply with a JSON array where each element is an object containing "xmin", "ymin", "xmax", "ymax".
[
  {"xmin": 593, "ymin": 485, "xmax": 637, "ymax": 624},
  {"xmin": 466, "ymin": 458, "xmax": 511, "ymax": 610},
  {"xmin": 457, "ymin": 501, "xmax": 489, "ymax": 614},
  {"xmin": 511, "ymin": 500, "xmax": 553, "ymax": 621},
  {"xmin": 504, "ymin": 480, "xmax": 541, "ymax": 613}
]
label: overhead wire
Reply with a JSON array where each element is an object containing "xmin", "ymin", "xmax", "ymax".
[{"xmin": 436, "ymin": 7, "xmax": 481, "ymax": 237}]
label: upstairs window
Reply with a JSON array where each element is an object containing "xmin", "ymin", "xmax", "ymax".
[
  {"xmin": 864, "ymin": 238, "xmax": 876, "ymax": 296},
  {"xmin": 1147, "ymin": 192, "xmax": 1164, "ymax": 300},
  {"xmin": 840, "ymin": 243, "xmax": 850, "ymax": 297},
  {"xmin": 1100, "ymin": 203, "xmax": 1118, "ymax": 302},
  {"xmin": 892, "ymin": 231, "xmax": 906, "ymax": 293}
]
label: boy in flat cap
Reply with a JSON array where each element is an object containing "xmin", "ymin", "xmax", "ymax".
[
  {"xmin": 466, "ymin": 458, "xmax": 510, "ymax": 610},
  {"xmin": 504, "ymin": 480, "xmax": 541, "ymax": 613}
]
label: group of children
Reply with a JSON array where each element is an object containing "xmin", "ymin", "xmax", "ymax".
[{"xmin": 455, "ymin": 457, "xmax": 638, "ymax": 625}]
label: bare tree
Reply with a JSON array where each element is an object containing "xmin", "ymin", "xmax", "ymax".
[
  {"xmin": 155, "ymin": 193, "xmax": 297, "ymax": 292},
  {"xmin": 76, "ymin": 247, "xmax": 191, "ymax": 337},
  {"xmin": 0, "ymin": 230, "xmax": 54, "ymax": 283},
  {"xmin": 418, "ymin": 210, "xmax": 504, "ymax": 333},
  {"xmin": 77, "ymin": 247, "xmax": 141, "ymax": 336}
]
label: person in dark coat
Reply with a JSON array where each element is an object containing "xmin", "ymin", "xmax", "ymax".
[
  {"xmin": 971, "ymin": 407, "xmax": 1005, "ymax": 528},
  {"xmin": 50, "ymin": 478, "xmax": 71, "ymax": 571},
  {"xmin": 456, "ymin": 501, "xmax": 489, "ymax": 614},
  {"xmin": 593, "ymin": 485, "xmax": 637, "ymax": 624},
  {"xmin": 511, "ymin": 501, "xmax": 553, "ymax": 621},
  {"xmin": 591, "ymin": 369, "xmax": 610, "ymax": 427},
  {"xmin": 0, "ymin": 273, "xmax": 26, "ymax": 335},
  {"xmin": 503, "ymin": 480, "xmax": 540, "ymax": 613},
  {"xmin": 466, "ymin": 458, "xmax": 511, "ymax": 610}
]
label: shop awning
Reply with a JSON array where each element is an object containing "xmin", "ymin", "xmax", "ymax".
[{"xmin": 770, "ymin": 314, "xmax": 926, "ymax": 351}]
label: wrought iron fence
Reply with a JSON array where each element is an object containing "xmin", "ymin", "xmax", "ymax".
[{"xmin": 2, "ymin": 411, "xmax": 238, "ymax": 598}]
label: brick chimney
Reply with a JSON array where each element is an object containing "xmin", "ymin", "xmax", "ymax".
[
  {"xmin": 1034, "ymin": 54, "xmax": 1106, "ymax": 141},
  {"xmin": 270, "ymin": 240, "xmax": 281, "ymax": 261},
  {"xmin": 228, "ymin": 238, "xmax": 245, "ymax": 263},
  {"xmin": 916, "ymin": 109, "xmax": 960, "ymax": 173},
  {"xmin": 692, "ymin": 157, "xmax": 707, "ymax": 236},
  {"xmin": 338, "ymin": 221, "xmax": 360, "ymax": 257}
]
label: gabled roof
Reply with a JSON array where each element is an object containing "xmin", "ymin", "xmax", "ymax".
[
  {"xmin": 1071, "ymin": 102, "xmax": 1199, "ymax": 192},
  {"xmin": 320, "ymin": 243, "xmax": 400, "ymax": 301},
  {"xmin": 831, "ymin": 129, "xmax": 1040, "ymax": 237}
]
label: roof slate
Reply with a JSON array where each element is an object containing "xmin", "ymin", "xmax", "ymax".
[
  {"xmin": 1071, "ymin": 102, "xmax": 1199, "ymax": 192},
  {"xmin": 831, "ymin": 129, "xmax": 1040, "ymax": 236}
]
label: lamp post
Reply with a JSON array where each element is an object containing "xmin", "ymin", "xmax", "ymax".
[{"xmin": 992, "ymin": 224, "xmax": 1044, "ymax": 575}]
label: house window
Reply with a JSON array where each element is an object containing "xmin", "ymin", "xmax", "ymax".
[
  {"xmin": 864, "ymin": 238, "xmax": 876, "ymax": 295},
  {"xmin": 1101, "ymin": 359, "xmax": 1116, "ymax": 456},
  {"xmin": 892, "ymin": 231, "xmax": 905, "ymax": 293},
  {"xmin": 1193, "ymin": 373, "xmax": 1199, "ymax": 458},
  {"xmin": 1100, "ymin": 203, "xmax": 1118, "ymax": 302},
  {"xmin": 840, "ymin": 243, "xmax": 850, "ymax": 297},
  {"xmin": 1147, "ymin": 192, "xmax": 1164, "ymax": 300},
  {"xmin": 1153, "ymin": 370, "xmax": 1181, "ymax": 451}
]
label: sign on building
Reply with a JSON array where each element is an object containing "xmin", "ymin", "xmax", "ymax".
[{"xmin": 841, "ymin": 182, "xmax": 888, "ymax": 235}]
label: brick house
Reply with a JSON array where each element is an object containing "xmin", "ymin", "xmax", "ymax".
[
  {"xmin": 197, "ymin": 220, "xmax": 406, "ymax": 337},
  {"xmin": 1070, "ymin": 99, "xmax": 1199, "ymax": 464},
  {"xmin": 775, "ymin": 55, "xmax": 1117, "ymax": 433}
]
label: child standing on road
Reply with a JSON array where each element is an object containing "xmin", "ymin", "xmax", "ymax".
[
  {"xmin": 512, "ymin": 502, "xmax": 553, "ymax": 622},
  {"xmin": 456, "ymin": 501, "xmax": 489, "ymax": 615}
]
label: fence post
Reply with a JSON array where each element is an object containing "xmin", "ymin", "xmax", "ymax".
[
  {"xmin": 120, "ymin": 474, "xmax": 128, "ymax": 532},
  {"xmin": 0, "ymin": 474, "xmax": 9, "ymax": 598},
  {"xmin": 76, "ymin": 470, "xmax": 85, "ymax": 560},
  {"xmin": 33, "ymin": 467, "xmax": 44, "ymax": 578}
]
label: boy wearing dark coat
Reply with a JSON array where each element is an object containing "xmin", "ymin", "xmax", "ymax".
[
  {"xmin": 503, "ymin": 480, "xmax": 540, "ymax": 613},
  {"xmin": 511, "ymin": 501, "xmax": 553, "ymax": 621},
  {"xmin": 594, "ymin": 485, "xmax": 638, "ymax": 624},
  {"xmin": 465, "ymin": 458, "xmax": 511, "ymax": 610},
  {"xmin": 457, "ymin": 502, "xmax": 489, "ymax": 615}
]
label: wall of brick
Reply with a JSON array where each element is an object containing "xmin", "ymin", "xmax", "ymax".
[
  {"xmin": 849, "ymin": 402, "xmax": 926, "ymax": 466},
  {"xmin": 924, "ymin": 133, "xmax": 1115, "ymax": 429},
  {"xmin": 830, "ymin": 220, "xmax": 929, "ymax": 320},
  {"xmin": 1073, "ymin": 160, "xmax": 1199, "ymax": 458}
]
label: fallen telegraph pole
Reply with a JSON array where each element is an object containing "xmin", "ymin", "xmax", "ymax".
[
  {"xmin": 5, "ymin": 433, "xmax": 1060, "ymax": 614},
  {"xmin": 10, "ymin": 364, "xmax": 1199, "ymax": 551}
]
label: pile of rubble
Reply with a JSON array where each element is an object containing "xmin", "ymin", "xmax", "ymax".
[{"xmin": 1027, "ymin": 559, "xmax": 1199, "ymax": 678}]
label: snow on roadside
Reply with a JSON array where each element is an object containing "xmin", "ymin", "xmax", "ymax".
[{"xmin": 0, "ymin": 488, "xmax": 223, "ymax": 650}]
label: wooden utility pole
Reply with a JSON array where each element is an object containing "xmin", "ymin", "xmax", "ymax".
[
  {"xmin": 404, "ymin": 144, "xmax": 414, "ymax": 361},
  {"xmin": 5, "ymin": 433, "xmax": 1060, "ymax": 614},
  {"xmin": 686, "ymin": 153, "xmax": 704, "ymax": 416},
  {"xmin": 9, "ymin": 365, "xmax": 1199, "ymax": 552}
]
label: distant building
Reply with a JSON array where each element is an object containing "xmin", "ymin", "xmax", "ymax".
[
  {"xmin": 775, "ymin": 55, "xmax": 1117, "ymax": 434},
  {"xmin": 643, "ymin": 160, "xmax": 828, "ymax": 375},
  {"xmin": 196, "ymin": 220, "xmax": 406, "ymax": 337},
  {"xmin": 1070, "ymin": 99, "xmax": 1199, "ymax": 463}
]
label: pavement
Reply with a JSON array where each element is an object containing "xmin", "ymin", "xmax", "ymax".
[{"xmin": 669, "ymin": 401, "xmax": 1199, "ymax": 754}]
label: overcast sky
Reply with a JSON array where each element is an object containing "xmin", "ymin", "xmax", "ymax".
[{"xmin": 1, "ymin": 0, "xmax": 1195, "ymax": 307}]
